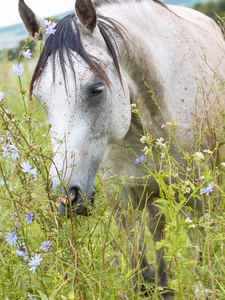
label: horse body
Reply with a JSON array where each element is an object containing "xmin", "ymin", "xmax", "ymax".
[
  {"xmin": 19, "ymin": 0, "xmax": 225, "ymax": 294},
  {"xmin": 96, "ymin": 0, "xmax": 225, "ymax": 193}
]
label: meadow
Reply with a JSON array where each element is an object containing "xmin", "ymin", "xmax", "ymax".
[{"xmin": 0, "ymin": 37, "xmax": 225, "ymax": 300}]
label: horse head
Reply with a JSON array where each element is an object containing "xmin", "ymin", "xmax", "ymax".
[{"xmin": 19, "ymin": 0, "xmax": 131, "ymax": 216}]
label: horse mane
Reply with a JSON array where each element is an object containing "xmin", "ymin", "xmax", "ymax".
[{"xmin": 29, "ymin": 13, "xmax": 127, "ymax": 98}]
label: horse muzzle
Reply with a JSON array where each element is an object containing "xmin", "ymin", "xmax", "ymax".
[{"xmin": 56, "ymin": 185, "xmax": 95, "ymax": 217}]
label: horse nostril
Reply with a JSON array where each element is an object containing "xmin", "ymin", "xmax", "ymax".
[{"xmin": 68, "ymin": 187, "xmax": 80, "ymax": 206}]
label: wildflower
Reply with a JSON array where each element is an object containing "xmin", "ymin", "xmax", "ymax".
[
  {"xmin": 189, "ymin": 223, "xmax": 195, "ymax": 229},
  {"xmin": 28, "ymin": 254, "xmax": 42, "ymax": 273},
  {"xmin": 2, "ymin": 147, "xmax": 9, "ymax": 157},
  {"xmin": 21, "ymin": 161, "xmax": 31, "ymax": 172},
  {"xmin": 22, "ymin": 49, "xmax": 32, "ymax": 59},
  {"xmin": 44, "ymin": 20, "xmax": 56, "ymax": 35},
  {"xmin": 0, "ymin": 180, "xmax": 4, "ymax": 185},
  {"xmin": 40, "ymin": 241, "xmax": 52, "ymax": 251},
  {"xmin": 161, "ymin": 120, "xmax": 177, "ymax": 128},
  {"xmin": 11, "ymin": 148, "xmax": 19, "ymax": 160},
  {"xmin": 0, "ymin": 91, "xmax": 4, "ymax": 102},
  {"xmin": 131, "ymin": 103, "xmax": 136, "ymax": 109},
  {"xmin": 221, "ymin": 162, "xmax": 225, "ymax": 167},
  {"xmin": 15, "ymin": 249, "xmax": 26, "ymax": 260},
  {"xmin": 20, "ymin": 161, "xmax": 37, "ymax": 176},
  {"xmin": 29, "ymin": 168, "xmax": 37, "ymax": 176},
  {"xmin": 25, "ymin": 212, "xmax": 34, "ymax": 224},
  {"xmin": 185, "ymin": 187, "xmax": 191, "ymax": 193},
  {"xmin": 185, "ymin": 217, "xmax": 193, "ymax": 224},
  {"xmin": 140, "ymin": 136, "xmax": 147, "ymax": 143},
  {"xmin": 143, "ymin": 146, "xmax": 149, "ymax": 155},
  {"xmin": 161, "ymin": 152, "xmax": 166, "ymax": 159},
  {"xmin": 11, "ymin": 64, "xmax": 24, "ymax": 76},
  {"xmin": 203, "ymin": 149, "xmax": 213, "ymax": 154},
  {"xmin": 194, "ymin": 152, "xmax": 204, "ymax": 162},
  {"xmin": 136, "ymin": 155, "xmax": 146, "ymax": 164},
  {"xmin": 5, "ymin": 232, "xmax": 18, "ymax": 245},
  {"xmin": 156, "ymin": 137, "xmax": 167, "ymax": 149},
  {"xmin": 200, "ymin": 183, "xmax": 214, "ymax": 196},
  {"xmin": 185, "ymin": 217, "xmax": 196, "ymax": 228}
]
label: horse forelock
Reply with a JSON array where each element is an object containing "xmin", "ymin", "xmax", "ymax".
[{"xmin": 29, "ymin": 13, "xmax": 126, "ymax": 99}]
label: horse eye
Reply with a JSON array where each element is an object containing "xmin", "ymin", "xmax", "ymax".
[{"xmin": 90, "ymin": 84, "xmax": 105, "ymax": 98}]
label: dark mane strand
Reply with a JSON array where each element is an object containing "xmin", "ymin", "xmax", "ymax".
[{"xmin": 29, "ymin": 13, "xmax": 127, "ymax": 99}]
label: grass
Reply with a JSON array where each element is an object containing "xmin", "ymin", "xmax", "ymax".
[{"xmin": 0, "ymin": 40, "xmax": 225, "ymax": 300}]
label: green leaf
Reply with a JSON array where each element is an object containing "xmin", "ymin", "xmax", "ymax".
[
  {"xmin": 38, "ymin": 290, "xmax": 48, "ymax": 300},
  {"xmin": 181, "ymin": 260, "xmax": 198, "ymax": 266},
  {"xmin": 155, "ymin": 240, "xmax": 172, "ymax": 250},
  {"xmin": 184, "ymin": 205, "xmax": 194, "ymax": 211}
]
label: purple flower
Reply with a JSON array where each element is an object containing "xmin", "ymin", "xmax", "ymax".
[
  {"xmin": 135, "ymin": 155, "xmax": 146, "ymax": 164},
  {"xmin": 200, "ymin": 183, "xmax": 214, "ymax": 196},
  {"xmin": 0, "ymin": 91, "xmax": 4, "ymax": 102},
  {"xmin": 44, "ymin": 20, "xmax": 56, "ymax": 35},
  {"xmin": 46, "ymin": 25, "xmax": 56, "ymax": 35},
  {"xmin": 2, "ymin": 147, "xmax": 9, "ymax": 157},
  {"xmin": 0, "ymin": 180, "xmax": 4, "ymax": 185},
  {"xmin": 15, "ymin": 249, "xmax": 26, "ymax": 260},
  {"xmin": 40, "ymin": 241, "xmax": 52, "ymax": 251},
  {"xmin": 11, "ymin": 64, "xmax": 24, "ymax": 76},
  {"xmin": 29, "ymin": 168, "xmax": 37, "ymax": 176},
  {"xmin": 28, "ymin": 254, "xmax": 42, "ymax": 273},
  {"xmin": 21, "ymin": 161, "xmax": 31, "ymax": 172},
  {"xmin": 20, "ymin": 161, "xmax": 37, "ymax": 176},
  {"xmin": 22, "ymin": 49, "xmax": 31, "ymax": 59},
  {"xmin": 11, "ymin": 147, "xmax": 19, "ymax": 160},
  {"xmin": 25, "ymin": 212, "xmax": 34, "ymax": 224},
  {"xmin": 5, "ymin": 232, "xmax": 18, "ymax": 245}
]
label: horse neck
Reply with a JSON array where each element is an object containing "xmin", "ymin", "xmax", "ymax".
[{"xmin": 99, "ymin": 1, "xmax": 169, "ymax": 104}]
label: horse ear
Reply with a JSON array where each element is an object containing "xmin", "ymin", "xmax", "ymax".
[
  {"xmin": 18, "ymin": 0, "xmax": 46, "ymax": 40},
  {"xmin": 75, "ymin": 0, "xmax": 97, "ymax": 32}
]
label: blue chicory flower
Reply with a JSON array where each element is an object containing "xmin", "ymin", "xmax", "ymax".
[
  {"xmin": 25, "ymin": 212, "xmax": 34, "ymax": 224},
  {"xmin": 40, "ymin": 241, "xmax": 52, "ymax": 251},
  {"xmin": 44, "ymin": 20, "xmax": 56, "ymax": 35},
  {"xmin": 11, "ymin": 64, "xmax": 24, "ymax": 76},
  {"xmin": 11, "ymin": 147, "xmax": 19, "ymax": 160},
  {"xmin": 200, "ymin": 183, "xmax": 214, "ymax": 196},
  {"xmin": 46, "ymin": 25, "xmax": 56, "ymax": 35},
  {"xmin": 28, "ymin": 254, "xmax": 42, "ymax": 273},
  {"xmin": 20, "ymin": 161, "xmax": 37, "ymax": 176},
  {"xmin": 22, "ymin": 49, "xmax": 32, "ymax": 59},
  {"xmin": 135, "ymin": 155, "xmax": 146, "ymax": 164},
  {"xmin": 0, "ymin": 91, "xmax": 4, "ymax": 102},
  {"xmin": 5, "ymin": 232, "xmax": 18, "ymax": 245},
  {"xmin": 2, "ymin": 147, "xmax": 9, "ymax": 157},
  {"xmin": 15, "ymin": 249, "xmax": 27, "ymax": 260}
]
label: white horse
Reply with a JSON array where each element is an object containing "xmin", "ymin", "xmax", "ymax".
[{"xmin": 19, "ymin": 0, "xmax": 225, "ymax": 296}]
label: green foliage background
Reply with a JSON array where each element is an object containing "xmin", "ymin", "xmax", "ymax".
[{"xmin": 193, "ymin": 0, "xmax": 225, "ymax": 21}]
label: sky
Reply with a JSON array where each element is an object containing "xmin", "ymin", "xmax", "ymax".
[{"xmin": 0, "ymin": 0, "xmax": 74, "ymax": 27}]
